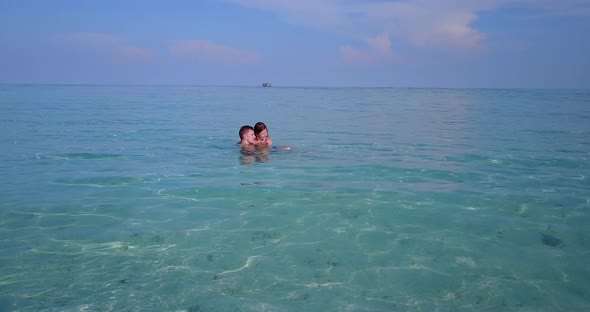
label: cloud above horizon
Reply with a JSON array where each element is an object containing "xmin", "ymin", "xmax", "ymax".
[
  {"xmin": 227, "ymin": 0, "xmax": 590, "ymax": 63},
  {"xmin": 169, "ymin": 40, "xmax": 262, "ymax": 65},
  {"xmin": 56, "ymin": 32, "xmax": 153, "ymax": 61},
  {"xmin": 339, "ymin": 34, "xmax": 397, "ymax": 65}
]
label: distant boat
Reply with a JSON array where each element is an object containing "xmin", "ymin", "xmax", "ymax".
[{"xmin": 262, "ymin": 82, "xmax": 272, "ymax": 87}]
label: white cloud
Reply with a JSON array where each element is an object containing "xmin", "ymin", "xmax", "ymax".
[
  {"xmin": 227, "ymin": 1, "xmax": 493, "ymax": 49},
  {"xmin": 339, "ymin": 34, "xmax": 396, "ymax": 65},
  {"xmin": 169, "ymin": 40, "xmax": 262, "ymax": 64},
  {"xmin": 227, "ymin": 0, "xmax": 589, "ymax": 62},
  {"xmin": 56, "ymin": 32, "xmax": 153, "ymax": 61}
]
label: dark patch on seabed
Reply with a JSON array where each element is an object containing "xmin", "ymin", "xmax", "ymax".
[
  {"xmin": 63, "ymin": 152, "xmax": 125, "ymax": 159},
  {"xmin": 0, "ymin": 297, "xmax": 12, "ymax": 311},
  {"xmin": 541, "ymin": 233, "xmax": 565, "ymax": 247},
  {"xmin": 188, "ymin": 304, "xmax": 201, "ymax": 312}
]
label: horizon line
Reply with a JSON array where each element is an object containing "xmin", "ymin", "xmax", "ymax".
[{"xmin": 0, "ymin": 83, "xmax": 588, "ymax": 91}]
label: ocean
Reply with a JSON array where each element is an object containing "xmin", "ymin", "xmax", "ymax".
[{"xmin": 1, "ymin": 85, "xmax": 589, "ymax": 311}]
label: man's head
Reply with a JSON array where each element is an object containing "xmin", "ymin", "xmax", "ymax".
[{"xmin": 239, "ymin": 125, "xmax": 256, "ymax": 143}]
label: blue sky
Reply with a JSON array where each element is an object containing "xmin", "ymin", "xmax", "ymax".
[{"xmin": 1, "ymin": 0, "xmax": 588, "ymax": 88}]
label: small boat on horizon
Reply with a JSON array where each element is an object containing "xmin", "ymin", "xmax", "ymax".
[{"xmin": 262, "ymin": 82, "xmax": 272, "ymax": 87}]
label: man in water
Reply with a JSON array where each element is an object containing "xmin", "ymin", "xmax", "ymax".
[{"xmin": 238, "ymin": 125, "xmax": 257, "ymax": 146}]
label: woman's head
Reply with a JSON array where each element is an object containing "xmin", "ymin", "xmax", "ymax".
[{"xmin": 254, "ymin": 122, "xmax": 269, "ymax": 140}]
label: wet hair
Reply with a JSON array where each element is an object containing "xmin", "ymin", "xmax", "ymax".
[
  {"xmin": 239, "ymin": 125, "xmax": 254, "ymax": 139},
  {"xmin": 254, "ymin": 122, "xmax": 268, "ymax": 136}
]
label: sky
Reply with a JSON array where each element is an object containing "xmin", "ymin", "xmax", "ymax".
[{"xmin": 0, "ymin": 0, "xmax": 589, "ymax": 88}]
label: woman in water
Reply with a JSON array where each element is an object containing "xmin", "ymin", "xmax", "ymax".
[
  {"xmin": 253, "ymin": 122, "xmax": 273, "ymax": 146},
  {"xmin": 254, "ymin": 122, "xmax": 291, "ymax": 151}
]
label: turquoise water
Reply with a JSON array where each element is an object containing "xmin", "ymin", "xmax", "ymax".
[{"xmin": 1, "ymin": 85, "xmax": 589, "ymax": 311}]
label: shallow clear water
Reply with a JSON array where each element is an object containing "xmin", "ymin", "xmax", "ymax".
[{"xmin": 1, "ymin": 85, "xmax": 589, "ymax": 311}]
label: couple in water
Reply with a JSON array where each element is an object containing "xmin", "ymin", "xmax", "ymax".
[
  {"xmin": 238, "ymin": 122, "xmax": 290, "ymax": 164},
  {"xmin": 238, "ymin": 122, "xmax": 273, "ymax": 147}
]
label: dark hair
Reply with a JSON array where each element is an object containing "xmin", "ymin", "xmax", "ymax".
[
  {"xmin": 239, "ymin": 125, "xmax": 254, "ymax": 139},
  {"xmin": 254, "ymin": 122, "xmax": 268, "ymax": 136}
]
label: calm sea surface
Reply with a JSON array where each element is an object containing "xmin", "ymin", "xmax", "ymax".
[{"xmin": 1, "ymin": 85, "xmax": 589, "ymax": 311}]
